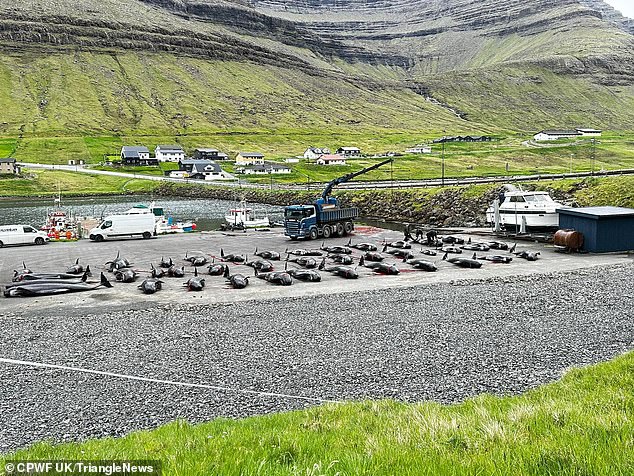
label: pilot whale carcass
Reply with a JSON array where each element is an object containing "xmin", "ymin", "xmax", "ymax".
[
  {"xmin": 139, "ymin": 278, "xmax": 163, "ymax": 294},
  {"xmin": 4, "ymin": 273, "xmax": 113, "ymax": 297},
  {"xmin": 223, "ymin": 267, "xmax": 249, "ymax": 289},
  {"xmin": 318, "ymin": 258, "xmax": 358, "ymax": 279},
  {"xmin": 358, "ymin": 256, "xmax": 399, "ymax": 275},
  {"xmin": 442, "ymin": 253, "xmax": 482, "ymax": 269}
]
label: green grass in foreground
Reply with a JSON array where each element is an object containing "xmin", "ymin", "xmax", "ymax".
[{"xmin": 4, "ymin": 352, "xmax": 634, "ymax": 475}]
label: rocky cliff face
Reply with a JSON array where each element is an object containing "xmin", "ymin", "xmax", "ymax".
[
  {"xmin": 1, "ymin": 0, "xmax": 632, "ymax": 75},
  {"xmin": 578, "ymin": 0, "xmax": 634, "ymax": 34},
  {"xmin": 0, "ymin": 0, "xmax": 633, "ymax": 134}
]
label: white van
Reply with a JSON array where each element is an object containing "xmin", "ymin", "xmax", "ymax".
[
  {"xmin": 0, "ymin": 224, "xmax": 50, "ymax": 247},
  {"xmin": 89, "ymin": 213, "xmax": 156, "ymax": 242}
]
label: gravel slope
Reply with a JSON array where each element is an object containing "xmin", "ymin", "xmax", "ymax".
[{"xmin": 1, "ymin": 263, "xmax": 633, "ymax": 452}]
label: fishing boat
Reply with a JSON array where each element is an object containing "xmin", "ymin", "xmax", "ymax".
[
  {"xmin": 224, "ymin": 201, "xmax": 271, "ymax": 228},
  {"xmin": 486, "ymin": 186, "xmax": 568, "ymax": 230},
  {"xmin": 40, "ymin": 194, "xmax": 80, "ymax": 240},
  {"xmin": 125, "ymin": 202, "xmax": 197, "ymax": 234}
]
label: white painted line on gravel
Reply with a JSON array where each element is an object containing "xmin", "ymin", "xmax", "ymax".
[{"xmin": 0, "ymin": 357, "xmax": 341, "ymax": 404}]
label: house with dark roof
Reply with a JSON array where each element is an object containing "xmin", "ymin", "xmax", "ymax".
[
  {"xmin": 335, "ymin": 146, "xmax": 361, "ymax": 157},
  {"xmin": 576, "ymin": 128, "xmax": 602, "ymax": 137},
  {"xmin": 235, "ymin": 152, "xmax": 265, "ymax": 166},
  {"xmin": 155, "ymin": 145, "xmax": 185, "ymax": 162},
  {"xmin": 120, "ymin": 146, "xmax": 157, "ymax": 166},
  {"xmin": 0, "ymin": 158, "xmax": 19, "ymax": 175},
  {"xmin": 533, "ymin": 130, "xmax": 582, "ymax": 141},
  {"xmin": 174, "ymin": 159, "xmax": 229, "ymax": 180},
  {"xmin": 193, "ymin": 148, "xmax": 229, "ymax": 161}
]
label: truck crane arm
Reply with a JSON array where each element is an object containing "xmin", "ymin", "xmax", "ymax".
[{"xmin": 321, "ymin": 158, "xmax": 393, "ymax": 201}]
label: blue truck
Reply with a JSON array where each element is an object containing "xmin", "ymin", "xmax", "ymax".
[{"xmin": 284, "ymin": 158, "xmax": 393, "ymax": 240}]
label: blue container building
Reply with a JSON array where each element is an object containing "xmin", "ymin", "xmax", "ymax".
[{"xmin": 557, "ymin": 206, "xmax": 634, "ymax": 253}]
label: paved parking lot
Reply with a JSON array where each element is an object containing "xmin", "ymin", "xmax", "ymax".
[{"xmin": 0, "ymin": 226, "xmax": 629, "ymax": 315}]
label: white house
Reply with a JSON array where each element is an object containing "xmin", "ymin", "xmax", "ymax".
[
  {"xmin": 237, "ymin": 162, "xmax": 292, "ymax": 175},
  {"xmin": 533, "ymin": 130, "xmax": 582, "ymax": 141},
  {"xmin": 303, "ymin": 147, "xmax": 331, "ymax": 160},
  {"xmin": 316, "ymin": 154, "xmax": 347, "ymax": 166},
  {"xmin": 0, "ymin": 158, "xmax": 20, "ymax": 175},
  {"xmin": 405, "ymin": 145, "xmax": 432, "ymax": 154},
  {"xmin": 576, "ymin": 128, "xmax": 602, "ymax": 137},
  {"xmin": 155, "ymin": 145, "xmax": 185, "ymax": 162},
  {"xmin": 235, "ymin": 152, "xmax": 265, "ymax": 166},
  {"xmin": 336, "ymin": 146, "xmax": 361, "ymax": 157}
]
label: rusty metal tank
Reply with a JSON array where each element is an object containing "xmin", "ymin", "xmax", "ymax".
[{"xmin": 554, "ymin": 229, "xmax": 584, "ymax": 251}]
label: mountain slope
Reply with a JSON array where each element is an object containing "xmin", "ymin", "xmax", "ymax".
[{"xmin": 0, "ymin": 0, "xmax": 633, "ymax": 139}]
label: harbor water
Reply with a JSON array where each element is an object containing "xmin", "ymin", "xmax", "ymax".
[{"xmin": 0, "ymin": 196, "xmax": 285, "ymax": 231}]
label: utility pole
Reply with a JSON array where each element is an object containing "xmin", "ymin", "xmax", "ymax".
[
  {"xmin": 591, "ymin": 139, "xmax": 596, "ymax": 175},
  {"xmin": 441, "ymin": 130, "xmax": 446, "ymax": 186}
]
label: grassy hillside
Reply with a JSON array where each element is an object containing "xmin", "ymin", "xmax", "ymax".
[
  {"xmin": 0, "ymin": 51, "xmax": 465, "ymax": 138},
  {"xmin": 425, "ymin": 66, "xmax": 634, "ymax": 132},
  {"xmin": 1, "ymin": 50, "xmax": 634, "ymax": 169},
  {"xmin": 5, "ymin": 350, "xmax": 634, "ymax": 475}
]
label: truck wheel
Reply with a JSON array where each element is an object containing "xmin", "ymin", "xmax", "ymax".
[
  {"xmin": 322, "ymin": 225, "xmax": 332, "ymax": 239},
  {"xmin": 335, "ymin": 222, "xmax": 344, "ymax": 236},
  {"xmin": 0, "ymin": 240, "xmax": 3, "ymax": 248},
  {"xmin": 142, "ymin": 231, "xmax": 152, "ymax": 239},
  {"xmin": 35, "ymin": 237, "xmax": 45, "ymax": 245},
  {"xmin": 95, "ymin": 234, "xmax": 104, "ymax": 242},
  {"xmin": 309, "ymin": 228, "xmax": 318, "ymax": 240},
  {"xmin": 344, "ymin": 221, "xmax": 354, "ymax": 234}
]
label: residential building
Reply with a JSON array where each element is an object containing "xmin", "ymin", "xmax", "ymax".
[
  {"xmin": 193, "ymin": 148, "xmax": 229, "ymax": 161},
  {"xmin": 405, "ymin": 145, "xmax": 432, "ymax": 154},
  {"xmin": 176, "ymin": 159, "xmax": 229, "ymax": 180},
  {"xmin": 235, "ymin": 152, "xmax": 265, "ymax": 165},
  {"xmin": 315, "ymin": 154, "xmax": 347, "ymax": 166},
  {"xmin": 576, "ymin": 128, "xmax": 602, "ymax": 137},
  {"xmin": 533, "ymin": 130, "xmax": 582, "ymax": 141},
  {"xmin": 433, "ymin": 135, "xmax": 492, "ymax": 143},
  {"xmin": 335, "ymin": 146, "xmax": 361, "ymax": 157},
  {"xmin": 120, "ymin": 146, "xmax": 157, "ymax": 166},
  {"xmin": 303, "ymin": 147, "xmax": 331, "ymax": 160},
  {"xmin": 285, "ymin": 158, "xmax": 300, "ymax": 163},
  {"xmin": 0, "ymin": 158, "xmax": 19, "ymax": 174},
  {"xmin": 237, "ymin": 162, "xmax": 292, "ymax": 175},
  {"xmin": 155, "ymin": 145, "xmax": 185, "ymax": 162}
]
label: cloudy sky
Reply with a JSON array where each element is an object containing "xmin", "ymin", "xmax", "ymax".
[{"xmin": 603, "ymin": 0, "xmax": 634, "ymax": 19}]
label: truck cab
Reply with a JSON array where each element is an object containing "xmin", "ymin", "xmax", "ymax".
[{"xmin": 284, "ymin": 205, "xmax": 317, "ymax": 240}]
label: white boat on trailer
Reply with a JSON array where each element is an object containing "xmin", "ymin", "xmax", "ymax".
[{"xmin": 486, "ymin": 185, "xmax": 568, "ymax": 230}]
